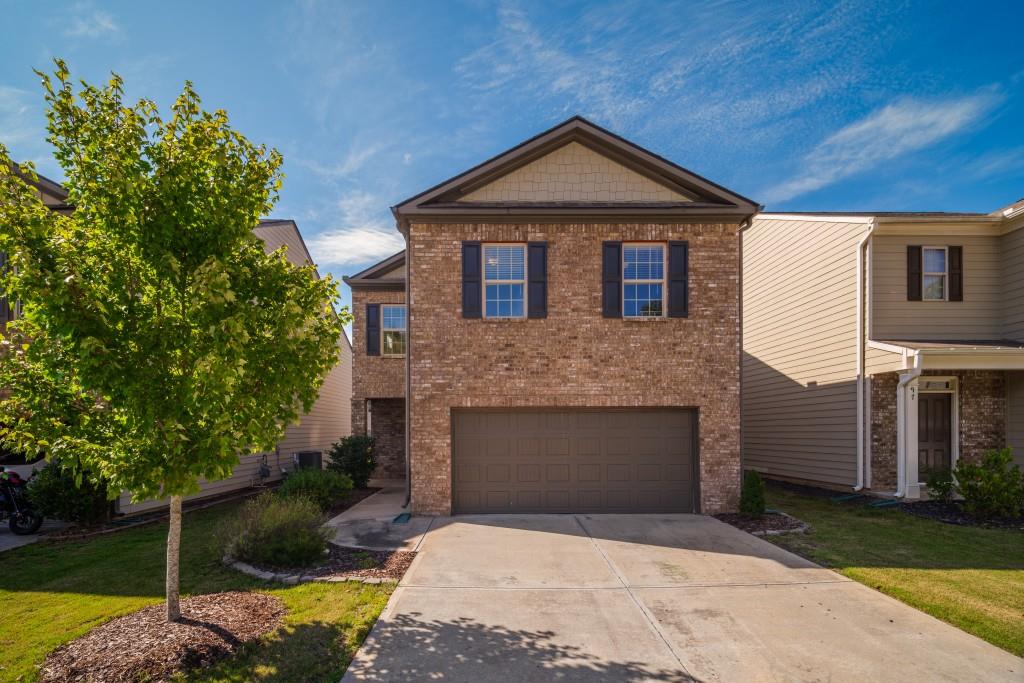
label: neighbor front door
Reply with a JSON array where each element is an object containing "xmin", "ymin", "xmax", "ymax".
[{"xmin": 918, "ymin": 393, "xmax": 952, "ymax": 479}]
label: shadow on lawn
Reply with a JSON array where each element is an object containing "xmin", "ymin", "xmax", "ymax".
[
  {"xmin": 184, "ymin": 620, "xmax": 358, "ymax": 683},
  {"xmin": 344, "ymin": 612, "xmax": 697, "ymax": 682}
]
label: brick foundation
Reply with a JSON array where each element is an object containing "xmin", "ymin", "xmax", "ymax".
[
  {"xmin": 870, "ymin": 369, "xmax": 1006, "ymax": 491},
  {"xmin": 408, "ymin": 221, "xmax": 742, "ymax": 515}
]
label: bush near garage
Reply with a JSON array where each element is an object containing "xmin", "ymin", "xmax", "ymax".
[
  {"xmin": 219, "ymin": 493, "xmax": 330, "ymax": 569},
  {"xmin": 27, "ymin": 465, "xmax": 111, "ymax": 525},
  {"xmin": 277, "ymin": 468, "xmax": 353, "ymax": 511},
  {"xmin": 327, "ymin": 435, "xmax": 377, "ymax": 488},
  {"xmin": 739, "ymin": 469, "xmax": 766, "ymax": 518}
]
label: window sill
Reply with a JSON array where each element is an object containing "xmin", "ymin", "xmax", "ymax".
[
  {"xmin": 381, "ymin": 354, "xmax": 406, "ymax": 359},
  {"xmin": 480, "ymin": 317, "xmax": 529, "ymax": 322},
  {"xmin": 623, "ymin": 316, "xmax": 667, "ymax": 322}
]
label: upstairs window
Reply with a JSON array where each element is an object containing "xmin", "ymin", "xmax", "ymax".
[
  {"xmin": 623, "ymin": 244, "xmax": 665, "ymax": 317},
  {"xmin": 381, "ymin": 304, "xmax": 406, "ymax": 356},
  {"xmin": 483, "ymin": 244, "xmax": 525, "ymax": 318},
  {"xmin": 922, "ymin": 247, "xmax": 947, "ymax": 301}
]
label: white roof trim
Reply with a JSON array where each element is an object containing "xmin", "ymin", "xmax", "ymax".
[{"xmin": 755, "ymin": 213, "xmax": 874, "ymax": 224}]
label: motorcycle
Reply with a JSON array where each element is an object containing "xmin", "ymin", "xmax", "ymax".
[{"xmin": 0, "ymin": 467, "xmax": 45, "ymax": 535}]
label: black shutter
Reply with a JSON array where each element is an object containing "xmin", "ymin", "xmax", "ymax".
[
  {"xmin": 602, "ymin": 241, "xmax": 622, "ymax": 318},
  {"xmin": 667, "ymin": 241, "xmax": 689, "ymax": 318},
  {"xmin": 527, "ymin": 242, "xmax": 547, "ymax": 318},
  {"xmin": 907, "ymin": 246, "xmax": 922, "ymax": 301},
  {"xmin": 949, "ymin": 246, "xmax": 963, "ymax": 302},
  {"xmin": 366, "ymin": 304, "xmax": 380, "ymax": 356},
  {"xmin": 462, "ymin": 241, "xmax": 482, "ymax": 318}
]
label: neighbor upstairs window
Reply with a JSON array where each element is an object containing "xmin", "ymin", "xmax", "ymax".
[
  {"xmin": 623, "ymin": 244, "xmax": 665, "ymax": 317},
  {"xmin": 923, "ymin": 247, "xmax": 947, "ymax": 301},
  {"xmin": 483, "ymin": 244, "xmax": 525, "ymax": 318},
  {"xmin": 381, "ymin": 305, "xmax": 406, "ymax": 356}
]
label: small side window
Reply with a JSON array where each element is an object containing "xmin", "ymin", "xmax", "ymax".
[
  {"xmin": 483, "ymin": 244, "xmax": 526, "ymax": 318},
  {"xmin": 622, "ymin": 244, "xmax": 665, "ymax": 317},
  {"xmin": 922, "ymin": 247, "xmax": 947, "ymax": 301},
  {"xmin": 381, "ymin": 305, "xmax": 406, "ymax": 356}
]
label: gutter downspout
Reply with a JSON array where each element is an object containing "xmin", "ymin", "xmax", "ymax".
[
  {"xmin": 738, "ymin": 211, "xmax": 759, "ymax": 485},
  {"xmin": 854, "ymin": 220, "xmax": 876, "ymax": 491},
  {"xmin": 394, "ymin": 211, "xmax": 413, "ymax": 509},
  {"xmin": 895, "ymin": 357, "xmax": 922, "ymax": 498}
]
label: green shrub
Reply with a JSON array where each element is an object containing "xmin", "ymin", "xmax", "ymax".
[
  {"xmin": 277, "ymin": 468, "xmax": 353, "ymax": 510},
  {"xmin": 327, "ymin": 435, "xmax": 377, "ymax": 488},
  {"xmin": 27, "ymin": 465, "xmax": 111, "ymax": 524},
  {"xmin": 739, "ymin": 469, "xmax": 766, "ymax": 518},
  {"xmin": 220, "ymin": 493, "xmax": 330, "ymax": 569},
  {"xmin": 954, "ymin": 448, "xmax": 1024, "ymax": 519},
  {"xmin": 925, "ymin": 468, "xmax": 955, "ymax": 504}
]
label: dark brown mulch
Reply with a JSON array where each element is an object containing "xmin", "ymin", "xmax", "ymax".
[
  {"xmin": 899, "ymin": 500, "xmax": 1024, "ymax": 531},
  {"xmin": 250, "ymin": 545, "xmax": 416, "ymax": 582},
  {"xmin": 325, "ymin": 487, "xmax": 381, "ymax": 516},
  {"xmin": 39, "ymin": 592, "xmax": 285, "ymax": 683},
  {"xmin": 715, "ymin": 512, "xmax": 807, "ymax": 535}
]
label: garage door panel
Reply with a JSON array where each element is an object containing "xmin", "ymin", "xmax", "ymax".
[{"xmin": 452, "ymin": 408, "xmax": 695, "ymax": 514}]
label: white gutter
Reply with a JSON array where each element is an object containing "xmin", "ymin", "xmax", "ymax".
[
  {"xmin": 895, "ymin": 361, "xmax": 922, "ymax": 498},
  {"xmin": 854, "ymin": 220, "xmax": 876, "ymax": 491}
]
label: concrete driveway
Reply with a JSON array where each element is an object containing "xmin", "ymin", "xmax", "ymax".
[{"xmin": 343, "ymin": 514, "xmax": 1020, "ymax": 682}]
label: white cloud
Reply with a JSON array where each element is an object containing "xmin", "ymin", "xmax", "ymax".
[
  {"xmin": 0, "ymin": 86, "xmax": 37, "ymax": 148},
  {"xmin": 763, "ymin": 92, "xmax": 1002, "ymax": 203},
  {"xmin": 298, "ymin": 142, "xmax": 383, "ymax": 180},
  {"xmin": 304, "ymin": 191, "xmax": 404, "ymax": 269},
  {"xmin": 65, "ymin": 6, "xmax": 121, "ymax": 38}
]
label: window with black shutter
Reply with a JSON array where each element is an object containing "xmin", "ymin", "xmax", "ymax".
[{"xmin": 366, "ymin": 303, "xmax": 380, "ymax": 356}]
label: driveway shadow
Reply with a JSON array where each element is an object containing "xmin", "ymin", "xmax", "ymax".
[{"xmin": 344, "ymin": 611, "xmax": 697, "ymax": 682}]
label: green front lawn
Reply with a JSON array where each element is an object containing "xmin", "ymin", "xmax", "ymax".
[
  {"xmin": 765, "ymin": 484, "xmax": 1024, "ymax": 656},
  {"xmin": 0, "ymin": 500, "xmax": 392, "ymax": 683}
]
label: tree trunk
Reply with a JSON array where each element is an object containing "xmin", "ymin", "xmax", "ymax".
[{"xmin": 166, "ymin": 494, "xmax": 182, "ymax": 622}]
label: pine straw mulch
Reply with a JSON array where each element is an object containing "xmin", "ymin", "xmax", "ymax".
[
  {"xmin": 899, "ymin": 500, "xmax": 1024, "ymax": 531},
  {"xmin": 715, "ymin": 511, "xmax": 808, "ymax": 536},
  {"xmin": 39, "ymin": 592, "xmax": 285, "ymax": 683}
]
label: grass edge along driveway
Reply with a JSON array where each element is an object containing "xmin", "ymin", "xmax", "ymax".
[
  {"xmin": 765, "ymin": 484, "xmax": 1024, "ymax": 656},
  {"xmin": 0, "ymin": 499, "xmax": 392, "ymax": 683}
]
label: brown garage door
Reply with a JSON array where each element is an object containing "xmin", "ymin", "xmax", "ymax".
[{"xmin": 452, "ymin": 408, "xmax": 697, "ymax": 514}]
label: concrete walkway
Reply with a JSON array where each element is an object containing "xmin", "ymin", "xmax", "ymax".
[
  {"xmin": 327, "ymin": 484, "xmax": 433, "ymax": 552},
  {"xmin": 0, "ymin": 519, "xmax": 66, "ymax": 554},
  {"xmin": 343, "ymin": 514, "xmax": 1021, "ymax": 682}
]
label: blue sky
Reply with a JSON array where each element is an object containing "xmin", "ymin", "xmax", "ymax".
[{"xmin": 2, "ymin": 0, "xmax": 1022, "ymax": 315}]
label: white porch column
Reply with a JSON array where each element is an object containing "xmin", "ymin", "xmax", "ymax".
[{"xmin": 898, "ymin": 373, "xmax": 921, "ymax": 499}]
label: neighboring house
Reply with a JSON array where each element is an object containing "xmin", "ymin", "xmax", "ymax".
[
  {"xmin": 743, "ymin": 201, "xmax": 1024, "ymax": 499},
  {"xmin": 119, "ymin": 219, "xmax": 353, "ymax": 513},
  {"xmin": 348, "ymin": 116, "xmax": 760, "ymax": 515},
  {"xmin": 343, "ymin": 251, "xmax": 407, "ymax": 480},
  {"xmin": 0, "ymin": 174, "xmax": 353, "ymax": 505}
]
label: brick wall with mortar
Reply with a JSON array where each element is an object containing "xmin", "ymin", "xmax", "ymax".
[
  {"xmin": 350, "ymin": 287, "xmax": 406, "ymax": 478},
  {"xmin": 407, "ymin": 220, "xmax": 742, "ymax": 515},
  {"xmin": 870, "ymin": 369, "xmax": 1006, "ymax": 490}
]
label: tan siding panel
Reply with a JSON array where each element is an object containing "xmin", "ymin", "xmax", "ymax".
[
  {"xmin": 871, "ymin": 234, "xmax": 1002, "ymax": 340},
  {"xmin": 742, "ymin": 218, "xmax": 866, "ymax": 487},
  {"xmin": 1002, "ymin": 228, "xmax": 1024, "ymax": 341}
]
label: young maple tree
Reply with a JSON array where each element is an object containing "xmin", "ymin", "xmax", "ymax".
[{"xmin": 0, "ymin": 61, "xmax": 346, "ymax": 621}]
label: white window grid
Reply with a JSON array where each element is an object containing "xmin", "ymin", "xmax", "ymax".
[
  {"xmin": 381, "ymin": 304, "xmax": 406, "ymax": 356},
  {"xmin": 922, "ymin": 246, "xmax": 948, "ymax": 302},
  {"xmin": 483, "ymin": 243, "xmax": 526, "ymax": 319},
  {"xmin": 622, "ymin": 243, "xmax": 666, "ymax": 318}
]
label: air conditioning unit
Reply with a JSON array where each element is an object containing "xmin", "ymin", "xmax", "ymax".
[{"xmin": 294, "ymin": 450, "xmax": 323, "ymax": 470}]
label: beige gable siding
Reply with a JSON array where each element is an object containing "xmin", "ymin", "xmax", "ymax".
[
  {"xmin": 459, "ymin": 141, "xmax": 690, "ymax": 203},
  {"xmin": 743, "ymin": 218, "xmax": 868, "ymax": 486},
  {"xmin": 871, "ymin": 234, "xmax": 1002, "ymax": 341},
  {"xmin": 119, "ymin": 223, "xmax": 352, "ymax": 515},
  {"xmin": 1002, "ymin": 227, "xmax": 1024, "ymax": 341}
]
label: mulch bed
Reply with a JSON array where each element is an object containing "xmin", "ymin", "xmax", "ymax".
[
  {"xmin": 39, "ymin": 591, "xmax": 285, "ymax": 683},
  {"xmin": 243, "ymin": 545, "xmax": 416, "ymax": 583},
  {"xmin": 899, "ymin": 500, "xmax": 1024, "ymax": 531},
  {"xmin": 715, "ymin": 512, "xmax": 808, "ymax": 535}
]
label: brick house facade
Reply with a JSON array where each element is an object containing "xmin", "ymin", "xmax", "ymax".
[{"xmin": 354, "ymin": 116, "xmax": 760, "ymax": 515}]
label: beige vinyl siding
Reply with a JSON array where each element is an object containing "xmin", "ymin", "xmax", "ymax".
[
  {"xmin": 865, "ymin": 345, "xmax": 904, "ymax": 375},
  {"xmin": 743, "ymin": 218, "xmax": 867, "ymax": 486},
  {"xmin": 1001, "ymin": 227, "xmax": 1024, "ymax": 341},
  {"xmin": 119, "ymin": 222, "xmax": 353, "ymax": 514},
  {"xmin": 1007, "ymin": 371, "xmax": 1024, "ymax": 468},
  {"xmin": 871, "ymin": 234, "xmax": 1002, "ymax": 341}
]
